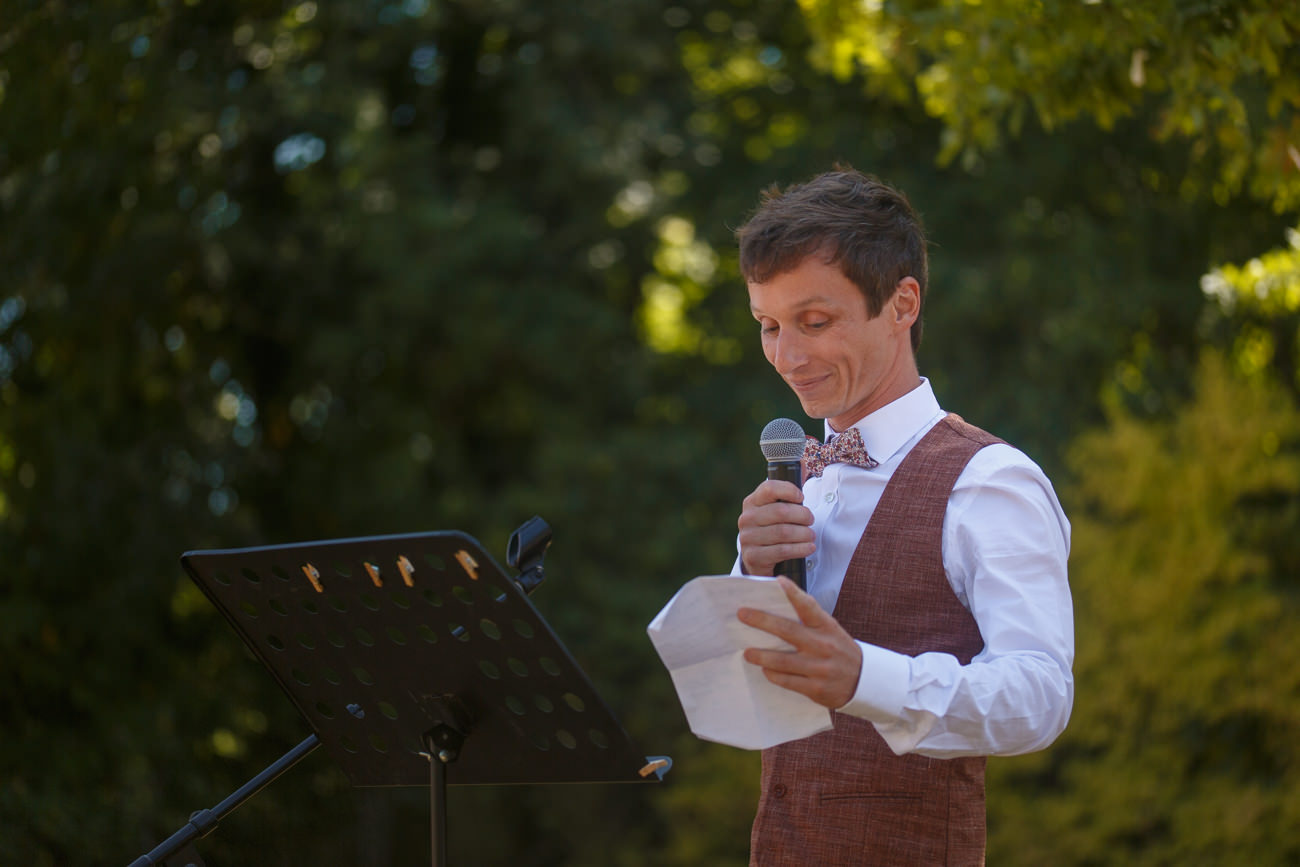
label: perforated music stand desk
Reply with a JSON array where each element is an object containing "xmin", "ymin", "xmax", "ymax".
[{"xmin": 159, "ymin": 530, "xmax": 667, "ymax": 865}]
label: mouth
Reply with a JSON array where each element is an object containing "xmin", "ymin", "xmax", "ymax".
[{"xmin": 786, "ymin": 373, "xmax": 829, "ymax": 394}]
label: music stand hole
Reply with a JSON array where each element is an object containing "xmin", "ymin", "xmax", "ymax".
[
  {"xmin": 369, "ymin": 735, "xmax": 388, "ymax": 754},
  {"xmin": 360, "ymin": 593, "xmax": 380, "ymax": 611},
  {"xmin": 588, "ymin": 729, "xmax": 609, "ymax": 749},
  {"xmin": 423, "ymin": 552, "xmax": 445, "ymax": 570},
  {"xmin": 452, "ymin": 586, "xmax": 473, "ymax": 606},
  {"xmin": 505, "ymin": 695, "xmax": 526, "ymax": 716},
  {"xmin": 390, "ymin": 591, "xmax": 411, "ymax": 610},
  {"xmin": 291, "ymin": 668, "xmax": 311, "ymax": 686},
  {"xmin": 239, "ymin": 601, "xmax": 258, "ymax": 618},
  {"xmin": 556, "ymin": 730, "xmax": 577, "ymax": 750},
  {"xmin": 269, "ymin": 599, "xmax": 288, "ymax": 616},
  {"xmin": 378, "ymin": 701, "xmax": 399, "ymax": 721},
  {"xmin": 533, "ymin": 694, "xmax": 554, "ymax": 713},
  {"xmin": 295, "ymin": 633, "xmax": 316, "ymax": 650},
  {"xmin": 539, "ymin": 657, "xmax": 560, "ymax": 676},
  {"xmin": 321, "ymin": 667, "xmax": 342, "ymax": 685},
  {"xmin": 563, "ymin": 693, "xmax": 585, "ymax": 712},
  {"xmin": 478, "ymin": 660, "xmax": 501, "ymax": 679},
  {"xmin": 301, "ymin": 599, "xmax": 319, "ymax": 615},
  {"xmin": 507, "ymin": 658, "xmax": 528, "ymax": 677},
  {"xmin": 479, "ymin": 619, "xmax": 501, "ymax": 640},
  {"xmin": 241, "ymin": 568, "xmax": 261, "ymax": 585},
  {"xmin": 353, "ymin": 665, "xmax": 375, "ymax": 686},
  {"xmin": 341, "ymin": 736, "xmax": 358, "ymax": 754},
  {"xmin": 326, "ymin": 631, "xmax": 346, "ymax": 649},
  {"xmin": 512, "ymin": 619, "xmax": 534, "ymax": 639},
  {"xmin": 328, "ymin": 596, "xmax": 348, "ymax": 613},
  {"xmin": 416, "ymin": 624, "xmax": 438, "ymax": 644},
  {"xmin": 422, "ymin": 589, "xmax": 443, "ymax": 608},
  {"xmin": 267, "ymin": 634, "xmax": 285, "ymax": 651},
  {"xmin": 354, "ymin": 627, "xmax": 375, "ymax": 647},
  {"xmin": 449, "ymin": 624, "xmax": 469, "ymax": 642},
  {"xmin": 333, "ymin": 562, "xmax": 352, "ymax": 578},
  {"xmin": 212, "ymin": 570, "xmax": 231, "ymax": 586},
  {"xmin": 271, "ymin": 565, "xmax": 290, "ymax": 582},
  {"xmin": 385, "ymin": 626, "xmax": 407, "ymax": 646},
  {"xmin": 316, "ymin": 701, "xmax": 335, "ymax": 719}
]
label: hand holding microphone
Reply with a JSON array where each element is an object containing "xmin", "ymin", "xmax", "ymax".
[{"xmin": 736, "ymin": 418, "xmax": 816, "ymax": 588}]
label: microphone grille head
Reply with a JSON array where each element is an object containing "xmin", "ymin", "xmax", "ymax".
[{"xmin": 760, "ymin": 417, "xmax": 807, "ymax": 461}]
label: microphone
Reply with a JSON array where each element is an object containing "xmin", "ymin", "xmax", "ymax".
[{"xmin": 759, "ymin": 417, "xmax": 807, "ymax": 590}]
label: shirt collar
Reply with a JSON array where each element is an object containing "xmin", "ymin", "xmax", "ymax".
[{"xmin": 822, "ymin": 378, "xmax": 942, "ymax": 466}]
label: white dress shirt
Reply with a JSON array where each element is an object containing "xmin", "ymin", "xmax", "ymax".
[{"xmin": 737, "ymin": 379, "xmax": 1074, "ymax": 758}]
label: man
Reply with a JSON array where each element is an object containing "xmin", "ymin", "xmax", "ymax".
[{"xmin": 732, "ymin": 169, "xmax": 1074, "ymax": 865}]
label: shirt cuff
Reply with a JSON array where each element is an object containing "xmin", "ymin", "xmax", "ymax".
[{"xmin": 838, "ymin": 640, "xmax": 911, "ymax": 723}]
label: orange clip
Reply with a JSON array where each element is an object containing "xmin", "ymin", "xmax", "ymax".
[
  {"xmin": 455, "ymin": 549, "xmax": 479, "ymax": 580},
  {"xmin": 301, "ymin": 563, "xmax": 324, "ymax": 593}
]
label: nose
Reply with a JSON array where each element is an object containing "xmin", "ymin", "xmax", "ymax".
[{"xmin": 769, "ymin": 329, "xmax": 807, "ymax": 376}]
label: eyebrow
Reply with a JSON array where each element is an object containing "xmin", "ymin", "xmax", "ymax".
[{"xmin": 750, "ymin": 295, "xmax": 839, "ymax": 316}]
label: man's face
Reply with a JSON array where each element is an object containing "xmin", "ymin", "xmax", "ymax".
[{"xmin": 747, "ymin": 257, "xmax": 918, "ymax": 432}]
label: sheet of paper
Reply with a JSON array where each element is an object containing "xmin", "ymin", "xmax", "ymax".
[{"xmin": 646, "ymin": 574, "xmax": 833, "ymax": 750}]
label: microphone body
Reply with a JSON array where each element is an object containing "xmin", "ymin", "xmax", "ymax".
[{"xmin": 759, "ymin": 418, "xmax": 809, "ymax": 591}]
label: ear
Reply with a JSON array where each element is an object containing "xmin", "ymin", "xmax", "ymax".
[{"xmin": 889, "ymin": 277, "xmax": 921, "ymax": 332}]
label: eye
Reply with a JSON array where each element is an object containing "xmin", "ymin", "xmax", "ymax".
[
  {"xmin": 805, "ymin": 319, "xmax": 830, "ymax": 331},
  {"xmin": 758, "ymin": 320, "xmax": 778, "ymax": 336}
]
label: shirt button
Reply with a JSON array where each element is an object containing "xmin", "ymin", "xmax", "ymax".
[
  {"xmin": 824, "ymin": 492, "xmax": 836, "ymax": 504},
  {"xmin": 772, "ymin": 783, "xmax": 788, "ymax": 798}
]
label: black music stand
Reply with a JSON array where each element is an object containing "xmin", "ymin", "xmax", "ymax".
[{"xmin": 131, "ymin": 529, "xmax": 669, "ymax": 866}]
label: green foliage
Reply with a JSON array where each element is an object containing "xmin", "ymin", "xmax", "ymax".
[
  {"xmin": 987, "ymin": 354, "xmax": 1300, "ymax": 864},
  {"xmin": 1199, "ymin": 226, "xmax": 1300, "ymax": 397},
  {"xmin": 799, "ymin": 0, "xmax": 1300, "ymax": 212},
  {"xmin": 0, "ymin": 0, "xmax": 741, "ymax": 862}
]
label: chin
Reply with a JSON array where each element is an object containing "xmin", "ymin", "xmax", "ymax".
[{"xmin": 797, "ymin": 402, "xmax": 831, "ymax": 421}]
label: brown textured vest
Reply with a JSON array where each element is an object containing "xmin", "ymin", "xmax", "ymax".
[{"xmin": 750, "ymin": 415, "xmax": 1001, "ymax": 866}]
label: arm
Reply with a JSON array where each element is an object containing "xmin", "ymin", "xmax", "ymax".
[{"xmin": 843, "ymin": 453, "xmax": 1075, "ymax": 757}]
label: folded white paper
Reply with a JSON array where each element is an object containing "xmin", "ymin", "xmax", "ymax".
[{"xmin": 646, "ymin": 574, "xmax": 833, "ymax": 750}]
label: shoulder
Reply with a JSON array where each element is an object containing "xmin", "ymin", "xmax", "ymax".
[{"xmin": 949, "ymin": 441, "xmax": 1071, "ymax": 546}]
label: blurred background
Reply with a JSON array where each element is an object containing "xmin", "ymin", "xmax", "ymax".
[{"xmin": 2, "ymin": 1, "xmax": 1298, "ymax": 864}]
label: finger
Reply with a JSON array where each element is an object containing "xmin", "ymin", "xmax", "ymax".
[
  {"xmin": 757, "ymin": 666, "xmax": 849, "ymax": 708},
  {"xmin": 736, "ymin": 606, "xmax": 806, "ymax": 644},
  {"xmin": 775, "ymin": 576, "xmax": 834, "ymax": 628},
  {"xmin": 737, "ymin": 519, "xmax": 815, "ymax": 551},
  {"xmin": 737, "ymin": 501, "xmax": 814, "ymax": 532},
  {"xmin": 741, "ymin": 479, "xmax": 805, "ymax": 510}
]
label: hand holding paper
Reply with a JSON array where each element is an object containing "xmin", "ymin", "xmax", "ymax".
[
  {"xmin": 646, "ymin": 574, "xmax": 834, "ymax": 750},
  {"xmin": 737, "ymin": 576, "xmax": 863, "ymax": 711}
]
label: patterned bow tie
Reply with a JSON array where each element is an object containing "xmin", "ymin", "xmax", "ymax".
[{"xmin": 803, "ymin": 427, "xmax": 879, "ymax": 479}]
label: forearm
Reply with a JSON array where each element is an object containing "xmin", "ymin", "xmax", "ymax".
[{"xmin": 839, "ymin": 642, "xmax": 1074, "ymax": 757}]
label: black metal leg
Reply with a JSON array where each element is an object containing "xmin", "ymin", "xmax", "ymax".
[
  {"xmin": 130, "ymin": 734, "xmax": 320, "ymax": 867},
  {"xmin": 429, "ymin": 746, "xmax": 447, "ymax": 867}
]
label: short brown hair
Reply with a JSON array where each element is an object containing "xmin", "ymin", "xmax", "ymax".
[{"xmin": 736, "ymin": 168, "xmax": 928, "ymax": 352}]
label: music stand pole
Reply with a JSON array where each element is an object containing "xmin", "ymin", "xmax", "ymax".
[{"xmin": 128, "ymin": 734, "xmax": 320, "ymax": 867}]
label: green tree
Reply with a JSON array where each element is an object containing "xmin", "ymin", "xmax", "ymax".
[
  {"xmin": 0, "ymin": 1, "xmax": 744, "ymax": 862},
  {"xmin": 987, "ymin": 354, "xmax": 1300, "ymax": 864},
  {"xmin": 797, "ymin": 0, "xmax": 1300, "ymax": 212}
]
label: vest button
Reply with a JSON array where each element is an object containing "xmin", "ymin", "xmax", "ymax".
[{"xmin": 772, "ymin": 783, "xmax": 788, "ymax": 798}]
